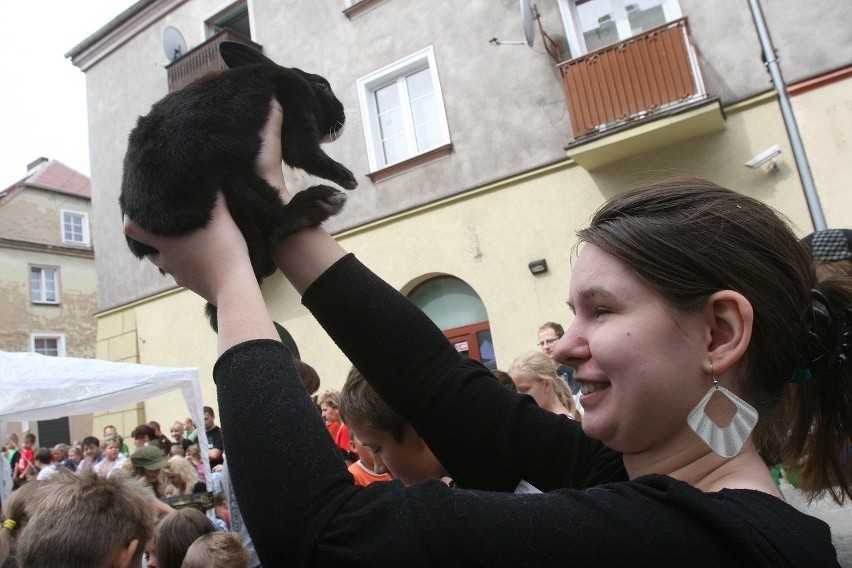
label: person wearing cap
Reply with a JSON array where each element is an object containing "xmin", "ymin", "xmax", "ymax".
[
  {"xmin": 129, "ymin": 446, "xmax": 174, "ymax": 516},
  {"xmin": 801, "ymin": 228, "xmax": 852, "ymax": 279}
]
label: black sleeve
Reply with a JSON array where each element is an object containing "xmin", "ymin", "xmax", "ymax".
[
  {"xmin": 212, "ymin": 339, "xmax": 835, "ymax": 567},
  {"xmin": 302, "ymin": 254, "xmax": 626, "ymax": 491},
  {"xmin": 213, "ymin": 340, "xmax": 360, "ymax": 566}
]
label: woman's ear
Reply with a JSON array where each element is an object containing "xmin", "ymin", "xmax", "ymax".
[{"xmin": 703, "ymin": 290, "xmax": 753, "ymax": 376}]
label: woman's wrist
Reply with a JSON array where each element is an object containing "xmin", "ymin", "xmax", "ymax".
[{"xmin": 271, "ymin": 226, "xmax": 347, "ymax": 295}]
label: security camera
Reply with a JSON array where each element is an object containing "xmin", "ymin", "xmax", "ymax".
[{"xmin": 745, "ymin": 145, "xmax": 781, "ymax": 169}]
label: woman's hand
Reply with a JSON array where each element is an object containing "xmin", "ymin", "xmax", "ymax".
[
  {"xmin": 256, "ymin": 98, "xmax": 292, "ymax": 203},
  {"xmin": 123, "ymin": 194, "xmax": 255, "ymax": 306}
]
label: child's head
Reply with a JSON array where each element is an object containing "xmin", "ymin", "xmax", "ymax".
[
  {"xmin": 17, "ymin": 471, "xmax": 153, "ymax": 567},
  {"xmin": 349, "ymin": 432, "xmax": 385, "ymax": 475},
  {"xmin": 181, "ymin": 532, "xmax": 249, "ymax": 568},
  {"xmin": 155, "ymin": 508, "xmax": 215, "ymax": 568},
  {"xmin": 339, "ymin": 367, "xmax": 447, "ymax": 485},
  {"xmin": 0, "ymin": 479, "xmax": 41, "ymax": 566},
  {"xmin": 22, "ymin": 433, "xmax": 35, "ymax": 449},
  {"xmin": 186, "ymin": 444, "xmax": 201, "ymax": 462},
  {"xmin": 317, "ymin": 390, "xmax": 341, "ymax": 425}
]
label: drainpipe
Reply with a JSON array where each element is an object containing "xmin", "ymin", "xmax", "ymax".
[{"xmin": 747, "ymin": 0, "xmax": 827, "ymax": 231}]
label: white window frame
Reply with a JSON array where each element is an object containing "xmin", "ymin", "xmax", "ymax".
[
  {"xmin": 61, "ymin": 209, "xmax": 90, "ymax": 246},
  {"xmin": 30, "ymin": 266, "xmax": 60, "ymax": 304},
  {"xmin": 31, "ymin": 333, "xmax": 66, "ymax": 357},
  {"xmin": 357, "ymin": 46, "xmax": 451, "ymax": 172},
  {"xmin": 557, "ymin": 0, "xmax": 683, "ymax": 57}
]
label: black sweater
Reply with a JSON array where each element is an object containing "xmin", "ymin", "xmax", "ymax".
[{"xmin": 214, "ymin": 254, "xmax": 838, "ymax": 567}]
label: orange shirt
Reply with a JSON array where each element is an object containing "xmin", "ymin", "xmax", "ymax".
[{"xmin": 348, "ymin": 460, "xmax": 392, "ymax": 486}]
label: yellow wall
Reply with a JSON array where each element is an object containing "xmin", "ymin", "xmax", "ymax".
[{"xmin": 95, "ymin": 88, "xmax": 852, "ymax": 422}]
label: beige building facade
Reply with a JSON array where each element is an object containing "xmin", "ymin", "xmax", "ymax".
[
  {"xmin": 67, "ymin": 0, "xmax": 852, "ymax": 425},
  {"xmin": 0, "ymin": 158, "xmax": 101, "ymax": 444}
]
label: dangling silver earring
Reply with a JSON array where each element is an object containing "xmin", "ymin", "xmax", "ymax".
[{"xmin": 687, "ymin": 362, "xmax": 758, "ymax": 458}]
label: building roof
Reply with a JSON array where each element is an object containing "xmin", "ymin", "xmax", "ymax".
[{"xmin": 0, "ymin": 158, "xmax": 91, "ymax": 205}]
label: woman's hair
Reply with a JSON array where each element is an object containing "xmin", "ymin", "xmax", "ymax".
[
  {"xmin": 181, "ymin": 532, "xmax": 249, "ymax": 568},
  {"xmin": 0, "ymin": 480, "xmax": 41, "ymax": 566},
  {"xmin": 508, "ymin": 352, "xmax": 579, "ymax": 418},
  {"xmin": 154, "ymin": 508, "xmax": 215, "ymax": 568},
  {"xmin": 51, "ymin": 444, "xmax": 69, "ymax": 459},
  {"xmin": 508, "ymin": 351, "xmax": 559, "ymax": 384},
  {"xmin": 578, "ymin": 177, "xmax": 852, "ymax": 503},
  {"xmin": 100, "ymin": 435, "xmax": 121, "ymax": 451},
  {"xmin": 492, "ymin": 369, "xmax": 517, "ymax": 391},
  {"xmin": 339, "ymin": 367, "xmax": 407, "ymax": 442},
  {"xmin": 550, "ymin": 373, "xmax": 581, "ymax": 421},
  {"xmin": 164, "ymin": 456, "xmax": 199, "ymax": 496},
  {"xmin": 318, "ymin": 390, "xmax": 341, "ymax": 409},
  {"xmin": 131, "ymin": 424, "xmax": 156, "ymax": 441}
]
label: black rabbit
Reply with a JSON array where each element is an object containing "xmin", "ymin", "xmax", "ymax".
[{"xmin": 120, "ymin": 41, "xmax": 356, "ymax": 330}]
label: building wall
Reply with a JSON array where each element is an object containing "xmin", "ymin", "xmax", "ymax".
[
  {"xmin": 103, "ymin": 86, "xmax": 850, "ymax": 421},
  {"xmin": 682, "ymin": 0, "xmax": 852, "ymax": 104},
  {"xmin": 0, "ymin": 188, "xmax": 97, "ymax": 357},
  {"xmin": 78, "ymin": 1, "xmax": 852, "ymax": 419},
  {"xmin": 0, "ymin": 185, "xmax": 98, "ymax": 445},
  {"xmin": 83, "ymin": 0, "xmax": 852, "ymax": 312}
]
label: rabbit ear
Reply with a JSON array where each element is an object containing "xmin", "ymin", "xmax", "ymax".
[{"xmin": 219, "ymin": 41, "xmax": 276, "ymax": 68}]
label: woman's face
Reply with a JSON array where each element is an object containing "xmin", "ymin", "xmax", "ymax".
[
  {"xmin": 170, "ymin": 425, "xmax": 184, "ymax": 440},
  {"xmin": 320, "ymin": 404, "xmax": 339, "ymax": 424},
  {"xmin": 165, "ymin": 469, "xmax": 183, "ymax": 487},
  {"xmin": 553, "ymin": 244, "xmax": 709, "ymax": 455},
  {"xmin": 509, "ymin": 370, "xmax": 550, "ymax": 408}
]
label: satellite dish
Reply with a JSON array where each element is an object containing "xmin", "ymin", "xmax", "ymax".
[
  {"xmin": 520, "ymin": 0, "xmax": 536, "ymax": 47},
  {"xmin": 162, "ymin": 26, "xmax": 187, "ymax": 62}
]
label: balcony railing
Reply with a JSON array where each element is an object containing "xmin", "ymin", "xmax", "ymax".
[
  {"xmin": 166, "ymin": 29, "xmax": 263, "ymax": 92},
  {"xmin": 557, "ymin": 18, "xmax": 707, "ymax": 139}
]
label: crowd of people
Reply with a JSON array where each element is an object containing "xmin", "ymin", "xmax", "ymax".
[
  {"xmin": 0, "ymin": 415, "xmax": 237, "ymax": 567},
  {"xmin": 1, "ymin": 98, "xmax": 850, "ymax": 566}
]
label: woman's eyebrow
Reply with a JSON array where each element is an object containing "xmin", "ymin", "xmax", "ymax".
[{"xmin": 567, "ymin": 286, "xmax": 612, "ymax": 312}]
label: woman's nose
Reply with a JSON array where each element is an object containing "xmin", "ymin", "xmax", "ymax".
[{"xmin": 551, "ymin": 324, "xmax": 588, "ymax": 367}]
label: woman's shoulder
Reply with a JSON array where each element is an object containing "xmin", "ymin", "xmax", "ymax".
[{"xmin": 623, "ymin": 474, "xmax": 836, "ymax": 565}]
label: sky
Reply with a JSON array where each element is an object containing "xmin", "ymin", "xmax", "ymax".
[{"xmin": 0, "ymin": 1, "xmax": 139, "ymax": 190}]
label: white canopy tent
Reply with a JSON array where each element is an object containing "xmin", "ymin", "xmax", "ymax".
[{"xmin": 0, "ymin": 351, "xmax": 210, "ymax": 500}]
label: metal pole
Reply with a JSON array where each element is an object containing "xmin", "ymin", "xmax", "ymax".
[{"xmin": 746, "ymin": 0, "xmax": 827, "ymax": 231}]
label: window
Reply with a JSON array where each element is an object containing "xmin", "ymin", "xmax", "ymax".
[
  {"xmin": 357, "ymin": 46, "xmax": 451, "ymax": 172},
  {"xmin": 408, "ymin": 277, "xmax": 495, "ymax": 368},
  {"xmin": 31, "ymin": 266, "xmax": 59, "ymax": 304},
  {"xmin": 558, "ymin": 0, "xmax": 682, "ymax": 56},
  {"xmin": 62, "ymin": 210, "xmax": 89, "ymax": 245},
  {"xmin": 204, "ymin": 1, "xmax": 250, "ymax": 39},
  {"xmin": 31, "ymin": 334, "xmax": 65, "ymax": 357}
]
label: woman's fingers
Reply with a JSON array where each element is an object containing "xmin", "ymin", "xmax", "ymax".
[
  {"xmin": 256, "ymin": 98, "xmax": 291, "ymax": 202},
  {"xmin": 123, "ymin": 216, "xmax": 166, "ymax": 270}
]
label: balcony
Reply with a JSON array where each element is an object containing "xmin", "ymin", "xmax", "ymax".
[
  {"xmin": 557, "ymin": 18, "xmax": 725, "ymax": 170},
  {"xmin": 166, "ymin": 30, "xmax": 263, "ymax": 93}
]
